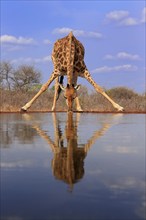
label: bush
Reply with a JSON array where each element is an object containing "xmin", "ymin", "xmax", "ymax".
[
  {"xmin": 0, "ymin": 86, "xmax": 145, "ymax": 112},
  {"xmin": 106, "ymin": 87, "xmax": 138, "ymax": 99}
]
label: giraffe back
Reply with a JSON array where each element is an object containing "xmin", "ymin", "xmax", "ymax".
[{"xmin": 52, "ymin": 32, "xmax": 86, "ymax": 82}]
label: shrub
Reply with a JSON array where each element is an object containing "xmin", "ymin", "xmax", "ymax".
[{"xmin": 0, "ymin": 86, "xmax": 145, "ymax": 112}]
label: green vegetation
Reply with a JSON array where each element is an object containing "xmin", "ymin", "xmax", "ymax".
[{"xmin": 0, "ymin": 61, "xmax": 145, "ymax": 112}]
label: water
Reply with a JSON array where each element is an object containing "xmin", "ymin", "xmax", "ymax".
[{"xmin": 0, "ymin": 113, "xmax": 145, "ymax": 220}]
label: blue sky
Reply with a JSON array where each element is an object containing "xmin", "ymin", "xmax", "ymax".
[{"xmin": 1, "ymin": 0, "xmax": 145, "ymax": 93}]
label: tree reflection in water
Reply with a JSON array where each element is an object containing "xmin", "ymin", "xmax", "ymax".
[{"xmin": 0, "ymin": 115, "xmax": 38, "ymax": 148}]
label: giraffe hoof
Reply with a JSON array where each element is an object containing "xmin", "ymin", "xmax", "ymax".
[
  {"xmin": 77, "ymin": 110, "xmax": 83, "ymax": 112},
  {"xmin": 20, "ymin": 108, "xmax": 27, "ymax": 112},
  {"xmin": 76, "ymin": 107, "xmax": 83, "ymax": 112},
  {"xmin": 118, "ymin": 107, "xmax": 124, "ymax": 112}
]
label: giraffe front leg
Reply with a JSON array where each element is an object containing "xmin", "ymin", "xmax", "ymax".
[
  {"xmin": 72, "ymin": 73, "xmax": 83, "ymax": 112},
  {"xmin": 82, "ymin": 69, "xmax": 124, "ymax": 112},
  {"xmin": 21, "ymin": 71, "xmax": 58, "ymax": 112},
  {"xmin": 75, "ymin": 96, "xmax": 83, "ymax": 112}
]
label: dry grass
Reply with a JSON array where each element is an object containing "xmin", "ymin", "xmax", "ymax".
[{"xmin": 0, "ymin": 87, "xmax": 145, "ymax": 112}]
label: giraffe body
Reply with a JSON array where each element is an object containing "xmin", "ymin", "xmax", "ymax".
[
  {"xmin": 52, "ymin": 31, "xmax": 86, "ymax": 82},
  {"xmin": 21, "ymin": 32, "xmax": 124, "ymax": 112}
]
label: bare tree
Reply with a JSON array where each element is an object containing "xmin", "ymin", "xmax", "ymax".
[
  {"xmin": 0, "ymin": 61, "xmax": 41, "ymax": 91},
  {"xmin": 0, "ymin": 61, "xmax": 14, "ymax": 90},
  {"xmin": 12, "ymin": 65, "xmax": 41, "ymax": 91}
]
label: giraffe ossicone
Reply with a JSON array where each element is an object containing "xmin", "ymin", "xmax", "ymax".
[{"xmin": 21, "ymin": 31, "xmax": 124, "ymax": 112}]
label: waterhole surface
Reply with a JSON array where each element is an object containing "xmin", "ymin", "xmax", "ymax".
[{"xmin": 0, "ymin": 113, "xmax": 145, "ymax": 220}]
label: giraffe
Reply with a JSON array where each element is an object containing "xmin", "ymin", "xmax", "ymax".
[{"xmin": 21, "ymin": 31, "xmax": 124, "ymax": 112}]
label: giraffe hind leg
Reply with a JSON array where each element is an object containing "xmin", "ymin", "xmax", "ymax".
[
  {"xmin": 57, "ymin": 76, "xmax": 64, "ymax": 100},
  {"xmin": 52, "ymin": 76, "xmax": 64, "ymax": 111},
  {"xmin": 82, "ymin": 69, "xmax": 124, "ymax": 112}
]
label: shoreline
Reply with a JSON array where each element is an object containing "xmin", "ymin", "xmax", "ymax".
[{"xmin": 0, "ymin": 110, "xmax": 146, "ymax": 114}]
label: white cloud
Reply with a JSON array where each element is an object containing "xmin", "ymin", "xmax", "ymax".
[
  {"xmin": 141, "ymin": 7, "xmax": 146, "ymax": 23},
  {"xmin": 0, "ymin": 35, "xmax": 37, "ymax": 45},
  {"xmin": 92, "ymin": 64, "xmax": 138, "ymax": 74},
  {"xmin": 32, "ymin": 56, "xmax": 52, "ymax": 63},
  {"xmin": 105, "ymin": 8, "xmax": 146, "ymax": 26},
  {"xmin": 119, "ymin": 17, "xmax": 138, "ymax": 26},
  {"xmin": 117, "ymin": 52, "xmax": 140, "ymax": 60},
  {"xmin": 85, "ymin": 31, "xmax": 102, "ymax": 38},
  {"xmin": 40, "ymin": 56, "xmax": 52, "ymax": 62},
  {"xmin": 106, "ymin": 10, "xmax": 129, "ymax": 21},
  {"xmin": 104, "ymin": 52, "xmax": 141, "ymax": 61},
  {"xmin": 53, "ymin": 27, "xmax": 72, "ymax": 35},
  {"xmin": 11, "ymin": 56, "xmax": 52, "ymax": 65},
  {"xmin": 1, "ymin": 160, "xmax": 34, "ymax": 168},
  {"xmin": 52, "ymin": 27, "xmax": 103, "ymax": 39},
  {"xmin": 107, "ymin": 177, "xmax": 145, "ymax": 191}
]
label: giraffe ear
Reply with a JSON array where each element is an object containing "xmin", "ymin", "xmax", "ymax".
[
  {"xmin": 74, "ymin": 84, "xmax": 81, "ymax": 90},
  {"xmin": 59, "ymin": 84, "xmax": 65, "ymax": 91}
]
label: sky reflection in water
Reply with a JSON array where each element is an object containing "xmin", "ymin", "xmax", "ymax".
[{"xmin": 0, "ymin": 113, "xmax": 145, "ymax": 220}]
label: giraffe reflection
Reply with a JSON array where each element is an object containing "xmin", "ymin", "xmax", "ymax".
[
  {"xmin": 52, "ymin": 112, "xmax": 85, "ymax": 188},
  {"xmin": 30, "ymin": 112, "xmax": 113, "ymax": 190}
]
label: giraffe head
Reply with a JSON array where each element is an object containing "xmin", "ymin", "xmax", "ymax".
[{"xmin": 60, "ymin": 84, "xmax": 80, "ymax": 111}]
